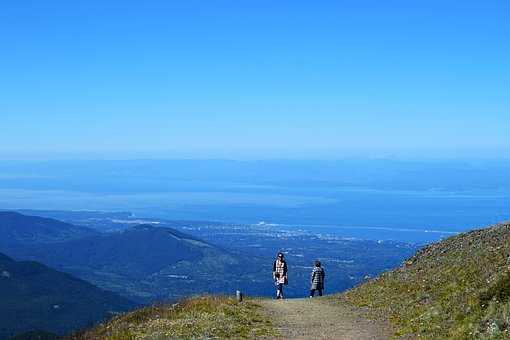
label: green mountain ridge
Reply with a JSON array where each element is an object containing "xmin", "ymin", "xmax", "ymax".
[
  {"xmin": 4, "ymin": 218, "xmax": 261, "ymax": 303},
  {"xmin": 0, "ymin": 252, "xmax": 135, "ymax": 340}
]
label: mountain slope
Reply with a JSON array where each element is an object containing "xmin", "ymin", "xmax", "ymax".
[
  {"xmin": 10, "ymin": 225, "xmax": 260, "ymax": 302},
  {"xmin": 0, "ymin": 211, "xmax": 98, "ymax": 249},
  {"xmin": 344, "ymin": 221, "xmax": 510, "ymax": 339},
  {"xmin": 0, "ymin": 252, "xmax": 135, "ymax": 340},
  {"xmin": 15, "ymin": 225, "xmax": 205, "ymax": 277}
]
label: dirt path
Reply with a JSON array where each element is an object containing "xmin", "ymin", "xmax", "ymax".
[{"xmin": 259, "ymin": 297, "xmax": 392, "ymax": 340}]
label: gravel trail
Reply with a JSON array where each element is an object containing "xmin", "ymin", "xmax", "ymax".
[{"xmin": 259, "ymin": 297, "xmax": 392, "ymax": 340}]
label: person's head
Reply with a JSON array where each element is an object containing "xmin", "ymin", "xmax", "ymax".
[
  {"xmin": 277, "ymin": 252, "xmax": 284, "ymax": 260},
  {"xmin": 315, "ymin": 260, "xmax": 321, "ymax": 267}
]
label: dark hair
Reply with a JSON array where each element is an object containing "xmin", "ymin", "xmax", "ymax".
[
  {"xmin": 315, "ymin": 260, "xmax": 321, "ymax": 267},
  {"xmin": 277, "ymin": 252, "xmax": 284, "ymax": 258}
]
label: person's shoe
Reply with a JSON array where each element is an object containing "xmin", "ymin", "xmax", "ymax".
[{"xmin": 309, "ymin": 296, "xmax": 313, "ymax": 298}]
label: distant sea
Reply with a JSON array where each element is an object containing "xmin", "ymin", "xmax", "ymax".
[
  {"xmin": 0, "ymin": 186, "xmax": 508, "ymax": 243},
  {"xmin": 1, "ymin": 159, "xmax": 510, "ymax": 244}
]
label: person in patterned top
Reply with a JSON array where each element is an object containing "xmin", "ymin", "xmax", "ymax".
[
  {"xmin": 310, "ymin": 260, "xmax": 325, "ymax": 298},
  {"xmin": 272, "ymin": 252, "xmax": 288, "ymax": 299}
]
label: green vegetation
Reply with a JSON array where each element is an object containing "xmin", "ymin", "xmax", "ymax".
[
  {"xmin": 71, "ymin": 296, "xmax": 278, "ymax": 339},
  {"xmin": 479, "ymin": 271, "xmax": 510, "ymax": 308},
  {"xmin": 8, "ymin": 222, "xmax": 252, "ymax": 303},
  {"xmin": 0, "ymin": 252, "xmax": 134, "ymax": 339},
  {"xmin": 343, "ymin": 222, "xmax": 510, "ymax": 339}
]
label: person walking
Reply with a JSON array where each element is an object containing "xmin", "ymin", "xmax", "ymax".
[
  {"xmin": 310, "ymin": 260, "xmax": 325, "ymax": 297},
  {"xmin": 272, "ymin": 252, "xmax": 288, "ymax": 299}
]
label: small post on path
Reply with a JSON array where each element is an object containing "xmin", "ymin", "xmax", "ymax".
[{"xmin": 236, "ymin": 290, "xmax": 243, "ymax": 303}]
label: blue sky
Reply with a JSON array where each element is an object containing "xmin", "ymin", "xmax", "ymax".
[{"xmin": 1, "ymin": 1, "xmax": 509, "ymax": 160}]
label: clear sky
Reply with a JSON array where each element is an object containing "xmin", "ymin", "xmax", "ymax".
[{"xmin": 1, "ymin": 1, "xmax": 509, "ymax": 160}]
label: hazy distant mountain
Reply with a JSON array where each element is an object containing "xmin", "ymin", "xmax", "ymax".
[
  {"xmin": 0, "ymin": 211, "xmax": 99, "ymax": 249},
  {"xmin": 10, "ymin": 224, "xmax": 253, "ymax": 302},
  {"xmin": 0, "ymin": 252, "xmax": 135, "ymax": 340},
  {"xmin": 16, "ymin": 225, "xmax": 205, "ymax": 277},
  {"xmin": 14, "ymin": 209, "xmax": 223, "ymax": 232}
]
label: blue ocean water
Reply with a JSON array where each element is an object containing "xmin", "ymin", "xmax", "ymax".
[{"xmin": 1, "ymin": 159, "xmax": 509, "ymax": 243}]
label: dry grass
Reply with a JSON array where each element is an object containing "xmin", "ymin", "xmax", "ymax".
[
  {"xmin": 343, "ymin": 222, "xmax": 510, "ymax": 339},
  {"xmin": 70, "ymin": 295, "xmax": 277, "ymax": 339}
]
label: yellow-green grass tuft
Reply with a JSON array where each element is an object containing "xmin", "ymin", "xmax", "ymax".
[{"xmin": 70, "ymin": 295, "xmax": 277, "ymax": 339}]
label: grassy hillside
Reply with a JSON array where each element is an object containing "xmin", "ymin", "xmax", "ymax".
[
  {"xmin": 71, "ymin": 296, "xmax": 277, "ymax": 339},
  {"xmin": 0, "ymin": 252, "xmax": 135, "ymax": 339},
  {"xmin": 344, "ymin": 221, "xmax": 510, "ymax": 339}
]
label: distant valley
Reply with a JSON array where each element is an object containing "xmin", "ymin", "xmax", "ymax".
[{"xmin": 1, "ymin": 211, "xmax": 418, "ymax": 304}]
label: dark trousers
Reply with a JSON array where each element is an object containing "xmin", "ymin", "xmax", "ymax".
[
  {"xmin": 310, "ymin": 288, "xmax": 323, "ymax": 297},
  {"xmin": 276, "ymin": 283, "xmax": 284, "ymax": 299}
]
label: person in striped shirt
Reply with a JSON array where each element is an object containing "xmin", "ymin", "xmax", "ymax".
[{"xmin": 272, "ymin": 252, "xmax": 288, "ymax": 299}]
